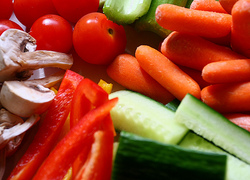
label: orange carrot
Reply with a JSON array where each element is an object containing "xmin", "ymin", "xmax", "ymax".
[
  {"xmin": 106, "ymin": 53, "xmax": 175, "ymax": 104},
  {"xmin": 201, "ymin": 82, "xmax": 250, "ymax": 113},
  {"xmin": 155, "ymin": 4, "xmax": 232, "ymax": 38},
  {"xmin": 224, "ymin": 113, "xmax": 250, "ymax": 132},
  {"xmin": 219, "ymin": 0, "xmax": 239, "ymax": 14},
  {"xmin": 231, "ymin": 0, "xmax": 250, "ymax": 58},
  {"xmin": 161, "ymin": 31, "xmax": 246, "ymax": 71},
  {"xmin": 202, "ymin": 59, "xmax": 250, "ymax": 83},
  {"xmin": 135, "ymin": 45, "xmax": 201, "ymax": 101},
  {"xmin": 179, "ymin": 66, "xmax": 211, "ymax": 89},
  {"xmin": 190, "ymin": 0, "xmax": 227, "ymax": 13}
]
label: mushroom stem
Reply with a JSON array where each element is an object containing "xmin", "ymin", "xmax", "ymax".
[{"xmin": 0, "ymin": 29, "xmax": 73, "ymax": 82}]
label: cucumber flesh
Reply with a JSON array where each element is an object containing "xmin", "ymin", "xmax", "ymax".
[
  {"xmin": 179, "ymin": 132, "xmax": 250, "ymax": 180},
  {"xmin": 112, "ymin": 131, "xmax": 227, "ymax": 180},
  {"xmin": 103, "ymin": 0, "xmax": 152, "ymax": 25},
  {"xmin": 109, "ymin": 90, "xmax": 188, "ymax": 144},
  {"xmin": 175, "ymin": 94, "xmax": 250, "ymax": 164}
]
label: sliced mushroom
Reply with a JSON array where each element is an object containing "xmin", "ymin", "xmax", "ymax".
[
  {"xmin": 0, "ymin": 109, "xmax": 24, "ymax": 149},
  {"xmin": 0, "ymin": 109, "xmax": 40, "ymax": 179},
  {"xmin": 0, "ymin": 80, "xmax": 56, "ymax": 117},
  {"xmin": 0, "ymin": 29, "xmax": 73, "ymax": 82}
]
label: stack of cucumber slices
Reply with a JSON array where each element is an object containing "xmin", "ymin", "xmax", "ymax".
[{"xmin": 109, "ymin": 90, "xmax": 250, "ymax": 180}]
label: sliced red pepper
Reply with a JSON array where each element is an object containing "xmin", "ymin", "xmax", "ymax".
[
  {"xmin": 74, "ymin": 115, "xmax": 114, "ymax": 180},
  {"xmin": 8, "ymin": 70, "xmax": 84, "ymax": 180},
  {"xmin": 70, "ymin": 78, "xmax": 109, "ymax": 128},
  {"xmin": 32, "ymin": 97, "xmax": 118, "ymax": 180},
  {"xmin": 70, "ymin": 78, "xmax": 111, "ymax": 178},
  {"xmin": 72, "ymin": 114, "xmax": 115, "ymax": 179}
]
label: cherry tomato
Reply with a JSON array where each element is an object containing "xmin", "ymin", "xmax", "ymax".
[
  {"xmin": 0, "ymin": 19, "xmax": 23, "ymax": 35},
  {"xmin": 0, "ymin": 0, "xmax": 13, "ymax": 19},
  {"xmin": 73, "ymin": 12, "xmax": 127, "ymax": 65},
  {"xmin": 52, "ymin": 0, "xmax": 99, "ymax": 23},
  {"xmin": 29, "ymin": 14, "xmax": 73, "ymax": 53},
  {"xmin": 13, "ymin": 0, "xmax": 57, "ymax": 28}
]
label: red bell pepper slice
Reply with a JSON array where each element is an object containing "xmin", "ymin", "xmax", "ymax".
[
  {"xmin": 8, "ymin": 70, "xmax": 84, "ymax": 180},
  {"xmin": 70, "ymin": 78, "xmax": 111, "ymax": 178},
  {"xmin": 74, "ymin": 115, "xmax": 114, "ymax": 180},
  {"xmin": 70, "ymin": 78, "xmax": 109, "ymax": 128},
  {"xmin": 32, "ymin": 97, "xmax": 118, "ymax": 180}
]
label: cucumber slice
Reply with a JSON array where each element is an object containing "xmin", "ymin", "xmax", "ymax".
[
  {"xmin": 185, "ymin": 0, "xmax": 193, "ymax": 8},
  {"xmin": 165, "ymin": 98, "xmax": 180, "ymax": 112},
  {"xmin": 134, "ymin": 0, "xmax": 187, "ymax": 38},
  {"xmin": 175, "ymin": 94, "xmax": 250, "ymax": 164},
  {"xmin": 103, "ymin": 0, "xmax": 152, "ymax": 25},
  {"xmin": 112, "ymin": 131, "xmax": 227, "ymax": 180},
  {"xmin": 109, "ymin": 90, "xmax": 188, "ymax": 144},
  {"xmin": 179, "ymin": 132, "xmax": 250, "ymax": 180}
]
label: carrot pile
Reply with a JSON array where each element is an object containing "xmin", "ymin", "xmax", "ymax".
[{"xmin": 107, "ymin": 0, "xmax": 250, "ymax": 132}]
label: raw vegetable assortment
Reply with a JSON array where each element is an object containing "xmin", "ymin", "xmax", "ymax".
[{"xmin": 1, "ymin": 0, "xmax": 250, "ymax": 179}]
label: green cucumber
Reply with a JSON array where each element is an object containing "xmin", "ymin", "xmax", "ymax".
[
  {"xmin": 112, "ymin": 131, "xmax": 227, "ymax": 180},
  {"xmin": 179, "ymin": 132, "xmax": 250, "ymax": 180},
  {"xmin": 165, "ymin": 98, "xmax": 180, "ymax": 112},
  {"xmin": 175, "ymin": 94, "xmax": 250, "ymax": 164},
  {"xmin": 103, "ymin": 0, "xmax": 152, "ymax": 25},
  {"xmin": 134, "ymin": 0, "xmax": 187, "ymax": 38},
  {"xmin": 185, "ymin": 0, "xmax": 193, "ymax": 8},
  {"xmin": 109, "ymin": 90, "xmax": 188, "ymax": 144}
]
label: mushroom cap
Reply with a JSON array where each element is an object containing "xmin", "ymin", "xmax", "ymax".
[{"xmin": 0, "ymin": 81, "xmax": 55, "ymax": 117}]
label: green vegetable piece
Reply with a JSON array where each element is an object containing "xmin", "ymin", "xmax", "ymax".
[
  {"xmin": 165, "ymin": 98, "xmax": 180, "ymax": 112},
  {"xmin": 175, "ymin": 94, "xmax": 250, "ymax": 164},
  {"xmin": 185, "ymin": 0, "xmax": 193, "ymax": 8},
  {"xmin": 103, "ymin": 0, "xmax": 152, "ymax": 25},
  {"xmin": 134, "ymin": 0, "xmax": 187, "ymax": 38},
  {"xmin": 109, "ymin": 90, "xmax": 188, "ymax": 145},
  {"xmin": 179, "ymin": 132, "xmax": 250, "ymax": 180},
  {"xmin": 112, "ymin": 131, "xmax": 227, "ymax": 180}
]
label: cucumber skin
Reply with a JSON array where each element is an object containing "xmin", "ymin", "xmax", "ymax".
[
  {"xmin": 175, "ymin": 94, "xmax": 250, "ymax": 164},
  {"xmin": 109, "ymin": 90, "xmax": 188, "ymax": 145},
  {"xmin": 134, "ymin": 0, "xmax": 187, "ymax": 38},
  {"xmin": 112, "ymin": 131, "xmax": 227, "ymax": 180},
  {"xmin": 179, "ymin": 132, "xmax": 250, "ymax": 180}
]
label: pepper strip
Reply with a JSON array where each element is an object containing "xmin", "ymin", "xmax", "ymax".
[
  {"xmin": 32, "ymin": 97, "xmax": 118, "ymax": 180},
  {"xmin": 8, "ymin": 70, "xmax": 84, "ymax": 180},
  {"xmin": 70, "ymin": 78, "xmax": 109, "ymax": 128}
]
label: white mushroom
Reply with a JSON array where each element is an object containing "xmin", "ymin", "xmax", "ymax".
[
  {"xmin": 0, "ymin": 81, "xmax": 55, "ymax": 118},
  {"xmin": 0, "ymin": 29, "xmax": 73, "ymax": 82},
  {"xmin": 0, "ymin": 109, "xmax": 40, "ymax": 179}
]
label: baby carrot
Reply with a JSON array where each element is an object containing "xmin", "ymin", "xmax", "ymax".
[
  {"xmin": 155, "ymin": 4, "xmax": 232, "ymax": 38},
  {"xmin": 106, "ymin": 53, "xmax": 175, "ymax": 104},
  {"xmin": 202, "ymin": 59, "xmax": 250, "ymax": 84},
  {"xmin": 179, "ymin": 66, "xmax": 211, "ymax": 89},
  {"xmin": 201, "ymin": 82, "xmax": 250, "ymax": 113},
  {"xmin": 219, "ymin": 0, "xmax": 239, "ymax": 14},
  {"xmin": 224, "ymin": 113, "xmax": 250, "ymax": 132},
  {"xmin": 135, "ymin": 45, "xmax": 201, "ymax": 101},
  {"xmin": 161, "ymin": 31, "xmax": 246, "ymax": 71},
  {"xmin": 231, "ymin": 0, "xmax": 250, "ymax": 58},
  {"xmin": 190, "ymin": 0, "xmax": 227, "ymax": 13}
]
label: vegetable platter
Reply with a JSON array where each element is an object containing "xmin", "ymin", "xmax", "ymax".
[{"xmin": 1, "ymin": 0, "xmax": 250, "ymax": 179}]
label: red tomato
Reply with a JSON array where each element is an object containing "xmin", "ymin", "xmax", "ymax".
[
  {"xmin": 52, "ymin": 0, "xmax": 99, "ymax": 23},
  {"xmin": 0, "ymin": 19, "xmax": 23, "ymax": 35},
  {"xmin": 73, "ymin": 12, "xmax": 127, "ymax": 65},
  {"xmin": 0, "ymin": 0, "xmax": 13, "ymax": 19},
  {"xmin": 13, "ymin": 0, "xmax": 57, "ymax": 28},
  {"xmin": 29, "ymin": 14, "xmax": 73, "ymax": 53}
]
